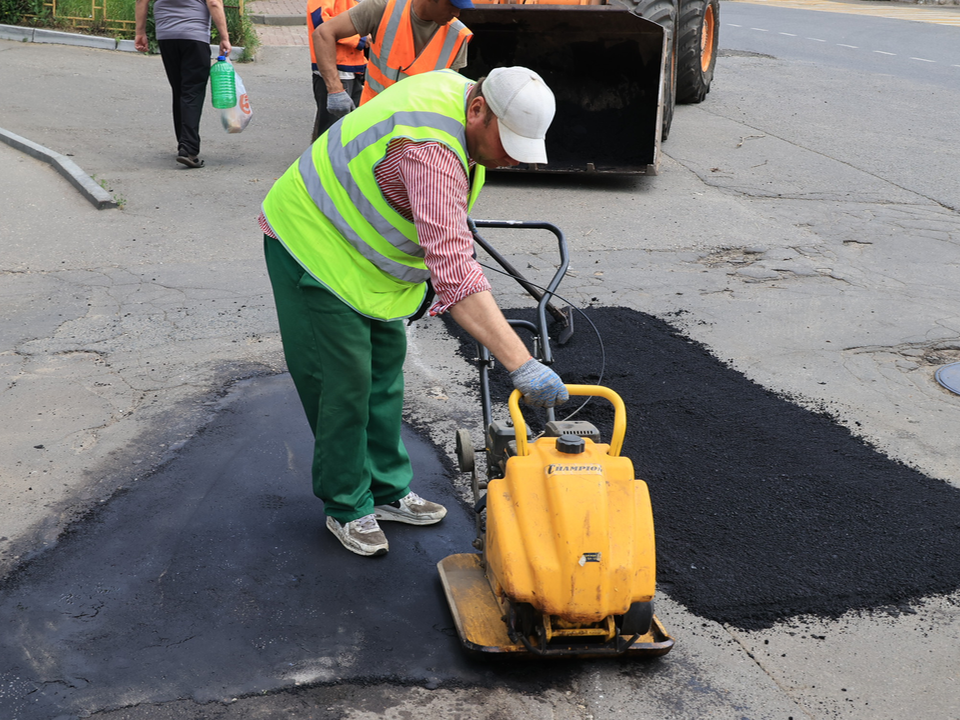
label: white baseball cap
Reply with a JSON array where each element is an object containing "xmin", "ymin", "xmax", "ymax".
[{"xmin": 483, "ymin": 67, "xmax": 556, "ymax": 165}]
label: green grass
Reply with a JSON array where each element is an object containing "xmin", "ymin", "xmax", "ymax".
[
  {"xmin": 1, "ymin": 0, "xmax": 259, "ymax": 55},
  {"xmin": 0, "ymin": 0, "xmax": 50, "ymax": 25}
]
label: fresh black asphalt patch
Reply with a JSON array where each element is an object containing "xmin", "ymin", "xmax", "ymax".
[
  {"xmin": 447, "ymin": 306, "xmax": 960, "ymax": 630},
  {"xmin": 0, "ymin": 375, "xmax": 565, "ymax": 719},
  {"xmin": 2, "ymin": 306, "xmax": 960, "ymax": 717}
]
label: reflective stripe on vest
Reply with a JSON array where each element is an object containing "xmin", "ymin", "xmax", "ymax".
[
  {"xmin": 261, "ymin": 71, "xmax": 485, "ymax": 321},
  {"xmin": 295, "ymin": 109, "xmax": 468, "ymax": 284},
  {"xmin": 361, "ymin": 0, "xmax": 471, "ymax": 102}
]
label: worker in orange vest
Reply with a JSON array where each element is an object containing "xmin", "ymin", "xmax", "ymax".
[
  {"xmin": 312, "ymin": 0, "xmax": 473, "ymax": 119},
  {"xmin": 308, "ymin": 0, "xmax": 369, "ymax": 140}
]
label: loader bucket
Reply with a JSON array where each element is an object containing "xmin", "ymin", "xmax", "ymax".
[{"xmin": 460, "ymin": 5, "xmax": 667, "ymax": 174}]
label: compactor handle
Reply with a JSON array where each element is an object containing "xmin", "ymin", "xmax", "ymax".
[{"xmin": 508, "ymin": 385, "xmax": 627, "ymax": 458}]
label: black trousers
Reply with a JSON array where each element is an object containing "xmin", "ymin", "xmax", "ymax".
[
  {"xmin": 158, "ymin": 39, "xmax": 211, "ymax": 156},
  {"xmin": 312, "ymin": 72, "xmax": 364, "ymax": 142}
]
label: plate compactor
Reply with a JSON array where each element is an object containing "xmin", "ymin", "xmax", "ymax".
[{"xmin": 437, "ymin": 220, "xmax": 674, "ymax": 658}]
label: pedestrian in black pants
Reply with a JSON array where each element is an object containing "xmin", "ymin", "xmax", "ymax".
[{"xmin": 135, "ymin": 0, "xmax": 232, "ymax": 168}]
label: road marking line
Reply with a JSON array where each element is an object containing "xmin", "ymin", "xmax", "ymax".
[
  {"xmin": 728, "ymin": 22, "xmax": 743, "ymax": 26},
  {"xmin": 874, "ymin": 50, "xmax": 896, "ymax": 55},
  {"xmin": 780, "ymin": 31, "xmax": 797, "ymax": 35},
  {"xmin": 837, "ymin": 43, "xmax": 858, "ymax": 48},
  {"xmin": 910, "ymin": 57, "xmax": 935, "ymax": 62},
  {"xmin": 751, "ymin": 27, "xmax": 770, "ymax": 30},
  {"xmin": 731, "ymin": 0, "xmax": 960, "ymax": 29},
  {"xmin": 808, "ymin": 37, "xmax": 826, "ymax": 41}
]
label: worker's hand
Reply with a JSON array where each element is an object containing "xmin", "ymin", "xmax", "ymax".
[
  {"xmin": 134, "ymin": 33, "xmax": 149, "ymax": 53},
  {"xmin": 327, "ymin": 91, "xmax": 356, "ymax": 118},
  {"xmin": 509, "ymin": 358, "xmax": 569, "ymax": 408}
]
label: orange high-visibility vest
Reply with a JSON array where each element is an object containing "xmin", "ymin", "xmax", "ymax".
[
  {"xmin": 360, "ymin": 0, "xmax": 471, "ymax": 104},
  {"xmin": 308, "ymin": 0, "xmax": 367, "ymax": 74}
]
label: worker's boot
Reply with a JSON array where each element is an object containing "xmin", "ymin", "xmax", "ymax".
[
  {"xmin": 326, "ymin": 513, "xmax": 389, "ymax": 556},
  {"xmin": 374, "ymin": 491, "xmax": 447, "ymax": 525}
]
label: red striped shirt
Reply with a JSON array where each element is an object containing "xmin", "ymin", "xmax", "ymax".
[{"xmin": 259, "ymin": 137, "xmax": 489, "ymax": 315}]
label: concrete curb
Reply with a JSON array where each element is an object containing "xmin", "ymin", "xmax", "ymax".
[
  {"xmin": 0, "ymin": 24, "xmax": 245, "ymax": 59},
  {"xmin": 249, "ymin": 14, "xmax": 305, "ymax": 25},
  {"xmin": 0, "ymin": 26, "xmax": 249, "ymax": 209},
  {"xmin": 0, "ymin": 127, "xmax": 118, "ymax": 210},
  {"xmin": 0, "ymin": 24, "xmax": 33, "ymax": 41},
  {"xmin": 35, "ymin": 26, "xmax": 117, "ymax": 49}
]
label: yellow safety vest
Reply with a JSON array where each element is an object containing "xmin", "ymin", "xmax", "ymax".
[{"xmin": 262, "ymin": 70, "xmax": 485, "ymax": 321}]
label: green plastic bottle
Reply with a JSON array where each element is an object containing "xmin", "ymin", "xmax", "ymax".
[{"xmin": 210, "ymin": 56, "xmax": 237, "ymax": 109}]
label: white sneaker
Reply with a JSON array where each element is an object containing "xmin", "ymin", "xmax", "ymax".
[
  {"xmin": 374, "ymin": 491, "xmax": 447, "ymax": 525},
  {"xmin": 326, "ymin": 514, "xmax": 389, "ymax": 556}
]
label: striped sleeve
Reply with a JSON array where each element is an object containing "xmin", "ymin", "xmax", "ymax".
[
  {"xmin": 377, "ymin": 138, "xmax": 490, "ymax": 315},
  {"xmin": 258, "ymin": 211, "xmax": 277, "ymax": 238}
]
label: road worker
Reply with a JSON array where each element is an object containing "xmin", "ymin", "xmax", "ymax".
[
  {"xmin": 258, "ymin": 67, "xmax": 568, "ymax": 557},
  {"xmin": 307, "ymin": 0, "xmax": 368, "ymax": 141},
  {"xmin": 313, "ymin": 0, "xmax": 473, "ymax": 119}
]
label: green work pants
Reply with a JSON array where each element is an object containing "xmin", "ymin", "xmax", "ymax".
[{"xmin": 263, "ymin": 236, "xmax": 412, "ymax": 523}]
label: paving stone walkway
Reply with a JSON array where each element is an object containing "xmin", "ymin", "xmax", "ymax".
[{"xmin": 248, "ymin": 0, "xmax": 309, "ymax": 46}]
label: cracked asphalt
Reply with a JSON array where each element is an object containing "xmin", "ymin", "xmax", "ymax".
[{"xmin": 3, "ymin": 3, "xmax": 960, "ymax": 716}]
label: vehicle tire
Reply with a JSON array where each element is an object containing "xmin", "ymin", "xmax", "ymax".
[
  {"xmin": 619, "ymin": 601, "xmax": 654, "ymax": 636},
  {"xmin": 618, "ymin": 0, "xmax": 677, "ymax": 140},
  {"xmin": 676, "ymin": 0, "xmax": 719, "ymax": 104},
  {"xmin": 620, "ymin": 0, "xmax": 675, "ymax": 37},
  {"xmin": 660, "ymin": 51, "xmax": 675, "ymax": 141}
]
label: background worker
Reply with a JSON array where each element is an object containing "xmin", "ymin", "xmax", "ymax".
[
  {"xmin": 307, "ymin": 0, "xmax": 368, "ymax": 142},
  {"xmin": 313, "ymin": 0, "xmax": 473, "ymax": 120},
  {"xmin": 259, "ymin": 67, "xmax": 567, "ymax": 558},
  {"xmin": 135, "ymin": 0, "xmax": 232, "ymax": 168}
]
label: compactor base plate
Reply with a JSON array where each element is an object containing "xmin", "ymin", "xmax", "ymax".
[{"xmin": 438, "ymin": 553, "xmax": 674, "ymax": 657}]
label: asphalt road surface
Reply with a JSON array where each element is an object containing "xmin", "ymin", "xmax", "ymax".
[{"xmin": 724, "ymin": 1, "xmax": 960, "ymax": 89}]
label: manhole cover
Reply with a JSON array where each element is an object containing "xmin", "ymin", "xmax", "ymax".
[{"xmin": 935, "ymin": 362, "xmax": 960, "ymax": 395}]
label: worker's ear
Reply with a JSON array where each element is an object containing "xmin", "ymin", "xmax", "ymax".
[{"xmin": 466, "ymin": 94, "xmax": 486, "ymax": 123}]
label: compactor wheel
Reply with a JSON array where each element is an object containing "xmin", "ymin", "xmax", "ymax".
[
  {"xmin": 455, "ymin": 429, "xmax": 475, "ymax": 473},
  {"xmin": 507, "ymin": 601, "xmax": 541, "ymax": 647},
  {"xmin": 619, "ymin": 601, "xmax": 654, "ymax": 636},
  {"xmin": 676, "ymin": 0, "xmax": 719, "ymax": 104}
]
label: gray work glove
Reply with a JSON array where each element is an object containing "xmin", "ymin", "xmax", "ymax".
[
  {"xmin": 326, "ymin": 90, "xmax": 356, "ymax": 118},
  {"xmin": 510, "ymin": 358, "xmax": 569, "ymax": 408}
]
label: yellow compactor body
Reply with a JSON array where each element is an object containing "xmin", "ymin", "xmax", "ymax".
[{"xmin": 438, "ymin": 386, "xmax": 674, "ymax": 657}]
